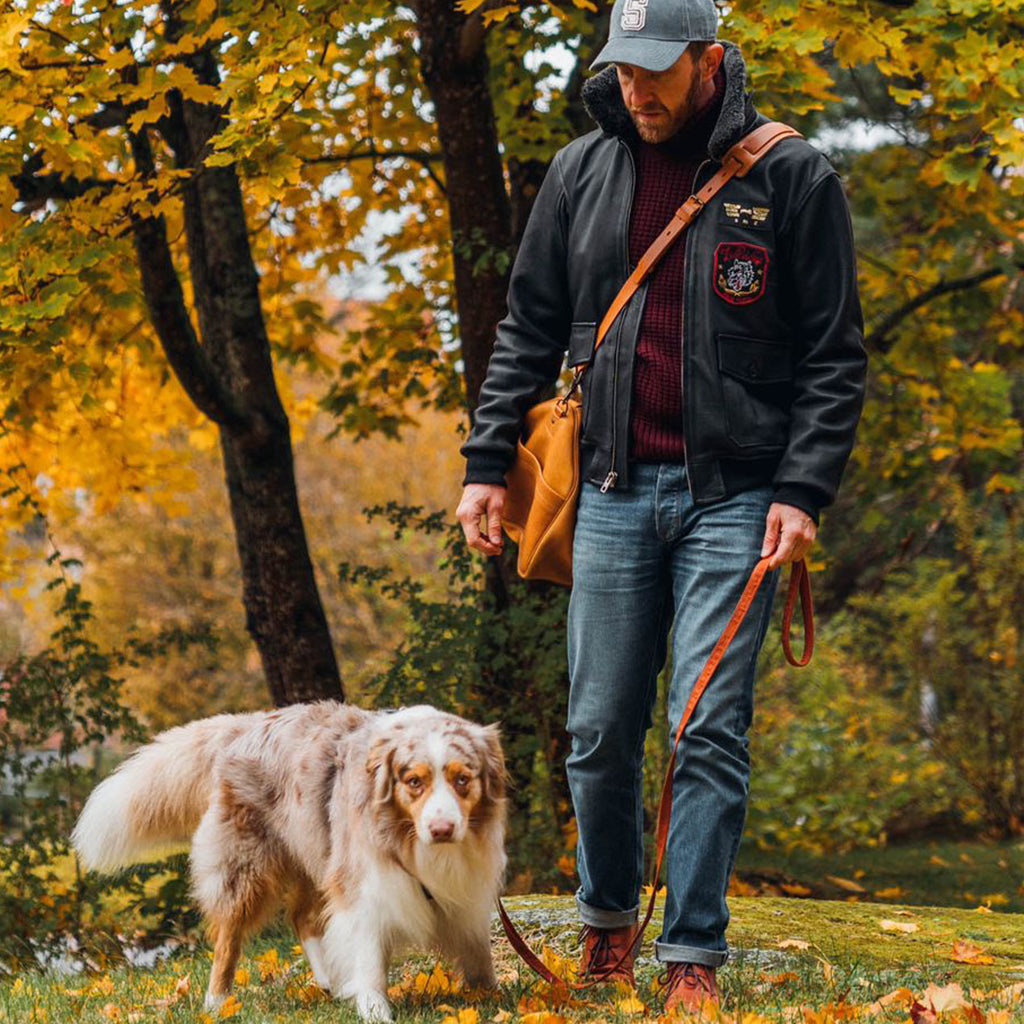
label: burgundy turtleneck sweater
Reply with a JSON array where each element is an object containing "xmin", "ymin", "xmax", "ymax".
[{"xmin": 628, "ymin": 65, "xmax": 726, "ymax": 463}]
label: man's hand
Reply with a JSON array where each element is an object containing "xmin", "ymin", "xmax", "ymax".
[
  {"xmin": 761, "ymin": 502, "xmax": 816, "ymax": 570},
  {"xmin": 457, "ymin": 483, "xmax": 506, "ymax": 557}
]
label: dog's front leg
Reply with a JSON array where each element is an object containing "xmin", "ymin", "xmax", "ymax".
[
  {"xmin": 436, "ymin": 907, "xmax": 498, "ymax": 991},
  {"xmin": 323, "ymin": 908, "xmax": 393, "ymax": 1023}
]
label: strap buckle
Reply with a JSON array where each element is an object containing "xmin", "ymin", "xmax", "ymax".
[{"xmin": 555, "ymin": 366, "xmax": 585, "ymax": 413}]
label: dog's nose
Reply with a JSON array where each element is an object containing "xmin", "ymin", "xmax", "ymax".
[{"xmin": 429, "ymin": 821, "xmax": 455, "ymax": 841}]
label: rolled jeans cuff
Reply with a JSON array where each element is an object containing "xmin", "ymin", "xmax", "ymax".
[
  {"xmin": 576, "ymin": 894, "xmax": 639, "ymax": 929},
  {"xmin": 654, "ymin": 940, "xmax": 729, "ymax": 967}
]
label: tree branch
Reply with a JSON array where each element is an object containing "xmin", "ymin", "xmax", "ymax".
[
  {"xmin": 10, "ymin": 152, "xmax": 115, "ymax": 211},
  {"xmin": 126, "ymin": 126, "xmax": 247, "ymax": 429},
  {"xmin": 303, "ymin": 145, "xmax": 446, "ymax": 194},
  {"xmin": 867, "ymin": 262, "xmax": 1021, "ymax": 352}
]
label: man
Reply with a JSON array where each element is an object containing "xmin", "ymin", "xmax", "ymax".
[{"xmin": 456, "ymin": 0, "xmax": 867, "ymax": 1013}]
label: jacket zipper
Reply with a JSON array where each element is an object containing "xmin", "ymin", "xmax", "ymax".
[
  {"xmin": 680, "ymin": 156, "xmax": 713, "ymax": 503},
  {"xmin": 601, "ymin": 137, "xmax": 639, "ymax": 493}
]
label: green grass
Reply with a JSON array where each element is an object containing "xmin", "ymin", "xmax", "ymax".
[
  {"xmin": 735, "ymin": 836, "xmax": 1024, "ymax": 912},
  {"xmin": 2, "ymin": 895, "xmax": 1024, "ymax": 1023}
]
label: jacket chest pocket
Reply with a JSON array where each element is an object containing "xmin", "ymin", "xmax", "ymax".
[{"xmin": 716, "ymin": 333, "xmax": 793, "ymax": 449}]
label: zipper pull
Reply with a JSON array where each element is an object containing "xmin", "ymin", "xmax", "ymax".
[{"xmin": 600, "ymin": 470, "xmax": 618, "ymax": 493}]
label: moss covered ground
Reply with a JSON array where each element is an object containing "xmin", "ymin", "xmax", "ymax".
[{"xmin": 2, "ymin": 894, "xmax": 1023, "ymax": 1023}]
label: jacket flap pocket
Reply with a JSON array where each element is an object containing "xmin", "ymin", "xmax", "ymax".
[
  {"xmin": 567, "ymin": 321, "xmax": 597, "ymax": 367},
  {"xmin": 717, "ymin": 333, "xmax": 793, "ymax": 384}
]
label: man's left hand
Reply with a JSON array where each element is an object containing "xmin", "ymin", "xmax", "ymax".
[{"xmin": 760, "ymin": 502, "xmax": 816, "ymax": 570}]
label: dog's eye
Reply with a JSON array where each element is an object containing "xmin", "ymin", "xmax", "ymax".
[
  {"xmin": 405, "ymin": 776, "xmax": 422, "ymax": 790},
  {"xmin": 455, "ymin": 774, "xmax": 471, "ymax": 790}
]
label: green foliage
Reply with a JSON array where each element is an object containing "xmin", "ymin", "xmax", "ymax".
[
  {"xmin": 838, "ymin": 475, "xmax": 1024, "ymax": 836},
  {"xmin": 0, "ymin": 552, "xmax": 213, "ymax": 968},
  {"xmin": 339, "ymin": 502, "xmax": 574, "ymax": 892},
  {"xmin": 744, "ymin": 624, "xmax": 970, "ymax": 856}
]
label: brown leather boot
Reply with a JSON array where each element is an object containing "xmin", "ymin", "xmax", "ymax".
[
  {"xmin": 659, "ymin": 961, "xmax": 719, "ymax": 1015},
  {"xmin": 576, "ymin": 922, "xmax": 641, "ymax": 987}
]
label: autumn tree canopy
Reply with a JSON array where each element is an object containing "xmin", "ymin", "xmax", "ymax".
[{"xmin": 1, "ymin": 0, "xmax": 1022, "ymax": 752}]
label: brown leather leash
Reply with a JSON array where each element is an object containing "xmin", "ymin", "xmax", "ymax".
[{"xmin": 495, "ymin": 555, "xmax": 814, "ymax": 990}]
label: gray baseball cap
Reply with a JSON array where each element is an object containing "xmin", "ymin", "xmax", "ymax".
[{"xmin": 590, "ymin": 0, "xmax": 718, "ymax": 72}]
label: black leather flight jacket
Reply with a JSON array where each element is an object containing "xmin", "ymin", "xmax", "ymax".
[{"xmin": 460, "ymin": 41, "xmax": 868, "ymax": 527}]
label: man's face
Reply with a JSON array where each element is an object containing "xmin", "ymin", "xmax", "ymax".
[{"xmin": 615, "ymin": 44, "xmax": 722, "ymax": 144}]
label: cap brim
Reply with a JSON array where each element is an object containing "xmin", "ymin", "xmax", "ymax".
[{"xmin": 588, "ymin": 37, "xmax": 690, "ymax": 72}]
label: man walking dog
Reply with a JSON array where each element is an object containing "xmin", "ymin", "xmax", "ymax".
[{"xmin": 457, "ymin": 0, "xmax": 867, "ymax": 1012}]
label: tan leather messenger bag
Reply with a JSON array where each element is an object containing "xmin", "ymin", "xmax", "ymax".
[{"xmin": 499, "ymin": 120, "xmax": 803, "ymax": 587}]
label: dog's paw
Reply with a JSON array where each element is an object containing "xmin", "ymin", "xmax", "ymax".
[
  {"xmin": 354, "ymin": 989, "xmax": 393, "ymax": 1023},
  {"xmin": 203, "ymin": 990, "xmax": 227, "ymax": 1013}
]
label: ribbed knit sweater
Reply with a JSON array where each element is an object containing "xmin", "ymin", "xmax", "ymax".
[{"xmin": 628, "ymin": 66, "xmax": 726, "ymax": 463}]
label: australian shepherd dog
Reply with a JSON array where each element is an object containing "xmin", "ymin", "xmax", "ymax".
[{"xmin": 72, "ymin": 701, "xmax": 509, "ymax": 1021}]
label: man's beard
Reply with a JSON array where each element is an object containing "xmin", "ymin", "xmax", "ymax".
[{"xmin": 631, "ymin": 69, "xmax": 706, "ymax": 144}]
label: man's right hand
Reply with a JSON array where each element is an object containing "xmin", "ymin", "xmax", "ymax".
[{"xmin": 456, "ymin": 483, "xmax": 506, "ymax": 557}]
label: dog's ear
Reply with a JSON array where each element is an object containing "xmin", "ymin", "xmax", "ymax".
[
  {"xmin": 478, "ymin": 722, "xmax": 510, "ymax": 801},
  {"xmin": 365, "ymin": 736, "xmax": 396, "ymax": 805}
]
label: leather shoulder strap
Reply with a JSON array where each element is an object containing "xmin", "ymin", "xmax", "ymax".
[{"xmin": 574, "ymin": 121, "xmax": 803, "ymax": 372}]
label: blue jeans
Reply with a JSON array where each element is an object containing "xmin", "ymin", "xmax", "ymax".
[{"xmin": 566, "ymin": 461, "xmax": 781, "ymax": 967}]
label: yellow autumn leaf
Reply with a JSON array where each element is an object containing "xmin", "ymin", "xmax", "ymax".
[
  {"xmin": 780, "ymin": 882, "xmax": 813, "ymax": 896},
  {"xmin": 920, "ymin": 982, "xmax": 968, "ymax": 1013},
  {"xmin": 873, "ymin": 886, "xmax": 904, "ymax": 898},
  {"xmin": 440, "ymin": 1009, "xmax": 480, "ymax": 1024},
  {"xmin": 777, "ymin": 938, "xmax": 811, "ymax": 950},
  {"xmin": 950, "ymin": 939, "xmax": 996, "ymax": 965},
  {"xmin": 825, "ymin": 875, "xmax": 866, "ymax": 893},
  {"xmin": 218, "ymin": 994, "xmax": 243, "ymax": 1019},
  {"xmin": 614, "ymin": 995, "xmax": 646, "ymax": 1014}
]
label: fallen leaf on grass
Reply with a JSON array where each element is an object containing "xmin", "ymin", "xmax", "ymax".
[
  {"xmin": 861, "ymin": 986, "xmax": 915, "ymax": 1014},
  {"xmin": 100, "ymin": 1005, "xmax": 121, "ymax": 1022},
  {"xmin": 929, "ymin": 855, "xmax": 951, "ymax": 867},
  {"xmin": 872, "ymin": 886, "xmax": 904, "ymax": 899},
  {"xmin": 994, "ymin": 981, "xmax": 1024, "ymax": 1003},
  {"xmin": 218, "ymin": 995, "xmax": 243, "ymax": 1020},
  {"xmin": 149, "ymin": 975, "xmax": 191, "ymax": 1010},
  {"xmin": 440, "ymin": 1009, "xmax": 480, "ymax": 1024},
  {"xmin": 762, "ymin": 972, "xmax": 799, "ymax": 986},
  {"xmin": 801, "ymin": 1003, "xmax": 859, "ymax": 1023},
  {"xmin": 879, "ymin": 919, "xmax": 919, "ymax": 933},
  {"xmin": 780, "ymin": 883, "xmax": 813, "ymax": 897},
  {"xmin": 920, "ymin": 983, "xmax": 968, "ymax": 1013},
  {"xmin": 490, "ymin": 1011, "xmax": 513, "ymax": 1023},
  {"xmin": 285, "ymin": 981, "xmax": 329, "ymax": 1003},
  {"xmin": 778, "ymin": 938, "xmax": 811, "ymax": 950},
  {"xmin": 614, "ymin": 995, "xmax": 646, "ymax": 1014},
  {"xmin": 950, "ymin": 939, "xmax": 996, "ymax": 965},
  {"xmin": 825, "ymin": 875, "xmax": 866, "ymax": 893},
  {"xmin": 816, "ymin": 955, "xmax": 835, "ymax": 985},
  {"xmin": 520, "ymin": 1013, "xmax": 566, "ymax": 1024}
]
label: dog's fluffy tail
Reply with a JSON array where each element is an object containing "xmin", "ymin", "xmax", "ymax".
[{"xmin": 72, "ymin": 713, "xmax": 250, "ymax": 873}]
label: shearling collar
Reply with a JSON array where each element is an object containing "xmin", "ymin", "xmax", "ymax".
[{"xmin": 580, "ymin": 40, "xmax": 755, "ymax": 162}]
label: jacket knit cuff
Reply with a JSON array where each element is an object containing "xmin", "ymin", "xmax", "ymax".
[
  {"xmin": 462, "ymin": 455, "xmax": 510, "ymax": 488},
  {"xmin": 769, "ymin": 484, "xmax": 822, "ymax": 528}
]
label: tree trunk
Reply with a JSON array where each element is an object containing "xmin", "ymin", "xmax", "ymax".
[{"xmin": 123, "ymin": 13, "xmax": 343, "ymax": 706}]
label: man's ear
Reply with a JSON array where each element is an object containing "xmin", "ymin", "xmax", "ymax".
[
  {"xmin": 366, "ymin": 736, "xmax": 396, "ymax": 804},
  {"xmin": 702, "ymin": 41, "xmax": 725, "ymax": 81}
]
